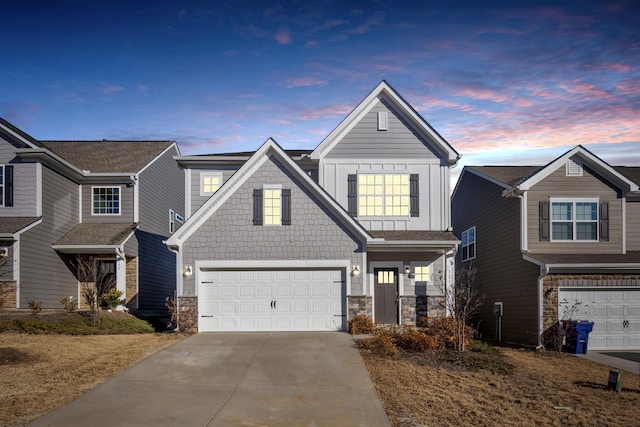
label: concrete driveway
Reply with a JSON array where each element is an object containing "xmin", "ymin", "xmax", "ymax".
[
  {"xmin": 578, "ymin": 350, "xmax": 640, "ymax": 375},
  {"xmin": 29, "ymin": 332, "xmax": 391, "ymax": 427}
]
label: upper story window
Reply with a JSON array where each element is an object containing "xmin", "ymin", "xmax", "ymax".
[
  {"xmin": 264, "ymin": 187, "xmax": 281, "ymax": 226},
  {"xmin": 461, "ymin": 227, "xmax": 476, "ymax": 261},
  {"xmin": 551, "ymin": 199, "xmax": 597, "ymax": 241},
  {"xmin": 92, "ymin": 186, "xmax": 120, "ymax": 215},
  {"xmin": 358, "ymin": 174, "xmax": 409, "ymax": 217},
  {"xmin": 0, "ymin": 165, "xmax": 13, "ymax": 207},
  {"xmin": 200, "ymin": 172, "xmax": 222, "ymax": 196},
  {"xmin": 253, "ymin": 186, "xmax": 291, "ymax": 226}
]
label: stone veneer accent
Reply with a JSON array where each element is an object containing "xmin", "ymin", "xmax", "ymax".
[
  {"xmin": 178, "ymin": 296, "xmax": 198, "ymax": 333},
  {"xmin": 543, "ymin": 274, "xmax": 640, "ymax": 331},
  {"xmin": 125, "ymin": 257, "xmax": 138, "ymax": 310},
  {"xmin": 400, "ymin": 296, "xmax": 416, "ymax": 326},
  {"xmin": 348, "ymin": 295, "xmax": 372, "ymax": 320},
  {"xmin": 0, "ymin": 281, "xmax": 16, "ymax": 309}
]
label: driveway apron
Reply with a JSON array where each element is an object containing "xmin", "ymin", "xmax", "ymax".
[{"xmin": 28, "ymin": 332, "xmax": 391, "ymax": 427}]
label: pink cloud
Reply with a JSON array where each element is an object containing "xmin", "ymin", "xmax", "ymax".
[
  {"xmin": 274, "ymin": 30, "xmax": 292, "ymax": 44},
  {"xmin": 282, "ymin": 77, "xmax": 327, "ymax": 88},
  {"xmin": 101, "ymin": 85, "xmax": 126, "ymax": 94},
  {"xmin": 298, "ymin": 104, "xmax": 353, "ymax": 120}
]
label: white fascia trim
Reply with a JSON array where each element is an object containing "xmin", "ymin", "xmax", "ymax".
[
  {"xmin": 521, "ymin": 192, "xmax": 528, "ymax": 251},
  {"xmin": 196, "ymin": 259, "xmax": 351, "ymax": 270},
  {"xmin": 52, "ymin": 245, "xmax": 122, "ymax": 253},
  {"xmin": 78, "ymin": 183, "xmax": 83, "ymax": 223},
  {"xmin": 622, "ymin": 197, "xmax": 626, "ymax": 254},
  {"xmin": 185, "ymin": 168, "xmax": 191, "ymax": 218},
  {"xmin": 0, "ymin": 122, "xmax": 39, "ymax": 148},
  {"xmin": 517, "ymin": 146, "xmax": 639, "ymax": 192},
  {"xmin": 133, "ymin": 175, "xmax": 140, "ymax": 223},
  {"xmin": 137, "ymin": 143, "xmax": 178, "ymax": 175},
  {"xmin": 522, "ymin": 254, "xmax": 640, "ymax": 270},
  {"xmin": 310, "ymin": 81, "xmax": 458, "ymax": 162},
  {"xmin": 12, "ymin": 218, "xmax": 43, "ymax": 236}
]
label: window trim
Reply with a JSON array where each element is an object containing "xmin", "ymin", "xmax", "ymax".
[
  {"xmin": 91, "ymin": 186, "xmax": 121, "ymax": 216},
  {"xmin": 169, "ymin": 209, "xmax": 175, "ymax": 233},
  {"xmin": 550, "ymin": 198, "xmax": 599, "ymax": 242},
  {"xmin": 262, "ymin": 184, "xmax": 282, "ymax": 226},
  {"xmin": 461, "ymin": 227, "xmax": 476, "ymax": 262},
  {"xmin": 200, "ymin": 172, "xmax": 223, "ymax": 197},
  {"xmin": 0, "ymin": 165, "xmax": 4, "ymax": 207},
  {"xmin": 413, "ymin": 264, "xmax": 431, "ymax": 283},
  {"xmin": 357, "ymin": 173, "xmax": 410, "ymax": 218}
]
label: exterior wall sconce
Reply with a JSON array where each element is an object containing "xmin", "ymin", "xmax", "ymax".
[
  {"xmin": 351, "ymin": 265, "xmax": 360, "ymax": 276},
  {"xmin": 405, "ymin": 266, "xmax": 414, "ymax": 279},
  {"xmin": 183, "ymin": 265, "xmax": 193, "ymax": 278}
]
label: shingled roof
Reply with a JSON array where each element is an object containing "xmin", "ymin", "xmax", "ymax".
[
  {"xmin": 39, "ymin": 140, "xmax": 173, "ymax": 173},
  {"xmin": 369, "ymin": 230, "xmax": 458, "ymax": 242},
  {"xmin": 467, "ymin": 166, "xmax": 542, "ymax": 187},
  {"xmin": 54, "ymin": 223, "xmax": 137, "ymax": 247},
  {"xmin": 614, "ymin": 166, "xmax": 640, "ymax": 186},
  {"xmin": 0, "ymin": 217, "xmax": 40, "ymax": 235}
]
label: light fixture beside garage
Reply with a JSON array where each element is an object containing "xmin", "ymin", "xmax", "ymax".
[
  {"xmin": 351, "ymin": 265, "xmax": 360, "ymax": 276},
  {"xmin": 183, "ymin": 265, "xmax": 193, "ymax": 278}
]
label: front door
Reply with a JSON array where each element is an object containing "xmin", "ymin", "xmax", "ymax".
[{"xmin": 374, "ymin": 268, "xmax": 398, "ymax": 324}]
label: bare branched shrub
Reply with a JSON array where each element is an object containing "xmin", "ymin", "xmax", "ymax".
[
  {"xmin": 60, "ymin": 296, "xmax": 76, "ymax": 314},
  {"xmin": 165, "ymin": 292, "xmax": 196, "ymax": 333},
  {"xmin": 348, "ymin": 314, "xmax": 375, "ymax": 335},
  {"xmin": 27, "ymin": 299, "xmax": 42, "ymax": 315},
  {"xmin": 73, "ymin": 256, "xmax": 116, "ymax": 324},
  {"xmin": 543, "ymin": 300, "xmax": 584, "ymax": 352}
]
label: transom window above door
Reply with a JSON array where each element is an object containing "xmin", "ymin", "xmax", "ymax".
[{"xmin": 377, "ymin": 270, "xmax": 395, "ymax": 284}]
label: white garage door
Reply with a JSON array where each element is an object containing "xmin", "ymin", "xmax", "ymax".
[
  {"xmin": 558, "ymin": 288, "xmax": 640, "ymax": 350},
  {"xmin": 198, "ymin": 268, "xmax": 346, "ymax": 332}
]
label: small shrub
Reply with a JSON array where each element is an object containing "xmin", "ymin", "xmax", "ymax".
[
  {"xmin": 0, "ymin": 312, "xmax": 154, "ymax": 335},
  {"xmin": 470, "ymin": 340, "xmax": 501, "ymax": 355},
  {"xmin": 416, "ymin": 315, "xmax": 429, "ymax": 328},
  {"xmin": 348, "ymin": 314, "xmax": 375, "ymax": 335},
  {"xmin": 60, "ymin": 296, "xmax": 76, "ymax": 314},
  {"xmin": 428, "ymin": 317, "xmax": 474, "ymax": 350},
  {"xmin": 101, "ymin": 288, "xmax": 123, "ymax": 309},
  {"xmin": 361, "ymin": 328, "xmax": 398, "ymax": 357},
  {"xmin": 395, "ymin": 327, "xmax": 440, "ymax": 352},
  {"xmin": 98, "ymin": 316, "xmax": 154, "ymax": 334},
  {"xmin": 27, "ymin": 299, "xmax": 42, "ymax": 315}
]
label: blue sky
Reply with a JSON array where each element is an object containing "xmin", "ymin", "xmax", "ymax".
[{"xmin": 2, "ymin": 0, "xmax": 639, "ymax": 183}]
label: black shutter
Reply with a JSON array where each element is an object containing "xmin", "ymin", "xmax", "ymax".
[
  {"xmin": 539, "ymin": 201, "xmax": 550, "ymax": 241},
  {"xmin": 282, "ymin": 189, "xmax": 291, "ymax": 225},
  {"xmin": 599, "ymin": 202, "xmax": 609, "ymax": 242},
  {"xmin": 4, "ymin": 165, "xmax": 13, "ymax": 207},
  {"xmin": 347, "ymin": 174, "xmax": 357, "ymax": 217},
  {"xmin": 253, "ymin": 189, "xmax": 263, "ymax": 225},
  {"xmin": 410, "ymin": 174, "xmax": 419, "ymax": 217}
]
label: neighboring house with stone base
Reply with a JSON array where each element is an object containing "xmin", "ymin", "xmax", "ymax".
[
  {"xmin": 452, "ymin": 145, "xmax": 640, "ymax": 350},
  {"xmin": 166, "ymin": 81, "xmax": 460, "ymax": 332},
  {"xmin": 0, "ymin": 118, "xmax": 184, "ymax": 316}
]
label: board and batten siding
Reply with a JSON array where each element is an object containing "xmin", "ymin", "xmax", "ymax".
[
  {"xmin": 189, "ymin": 166, "xmax": 239, "ymax": 216},
  {"xmin": 320, "ymin": 160, "xmax": 449, "ymax": 231},
  {"xmin": 452, "ymin": 171, "xmax": 540, "ymax": 346},
  {"xmin": 324, "ymin": 99, "xmax": 443, "ymax": 159},
  {"xmin": 136, "ymin": 145, "xmax": 184, "ymax": 312},
  {"xmin": 527, "ymin": 166, "xmax": 623, "ymax": 254},
  {"xmin": 180, "ymin": 155, "xmax": 365, "ymax": 297},
  {"xmin": 81, "ymin": 184, "xmax": 134, "ymax": 223},
  {"xmin": 627, "ymin": 200, "xmax": 640, "ymax": 251},
  {"xmin": 19, "ymin": 166, "xmax": 79, "ymax": 308}
]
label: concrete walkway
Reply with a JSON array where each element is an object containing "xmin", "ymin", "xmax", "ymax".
[
  {"xmin": 578, "ymin": 350, "xmax": 640, "ymax": 375},
  {"xmin": 29, "ymin": 333, "xmax": 391, "ymax": 427}
]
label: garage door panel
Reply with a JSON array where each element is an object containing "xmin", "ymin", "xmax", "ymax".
[
  {"xmin": 559, "ymin": 288, "xmax": 640, "ymax": 350},
  {"xmin": 198, "ymin": 268, "xmax": 345, "ymax": 332}
]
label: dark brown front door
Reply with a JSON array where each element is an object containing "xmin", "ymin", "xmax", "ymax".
[{"xmin": 374, "ymin": 268, "xmax": 398, "ymax": 324}]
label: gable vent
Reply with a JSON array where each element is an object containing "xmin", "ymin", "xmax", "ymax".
[
  {"xmin": 566, "ymin": 158, "xmax": 583, "ymax": 176},
  {"xmin": 377, "ymin": 111, "xmax": 388, "ymax": 131}
]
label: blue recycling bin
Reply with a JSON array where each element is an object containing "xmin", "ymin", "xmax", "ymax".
[{"xmin": 574, "ymin": 321, "xmax": 594, "ymax": 354}]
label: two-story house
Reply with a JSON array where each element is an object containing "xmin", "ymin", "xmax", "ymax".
[
  {"xmin": 452, "ymin": 145, "xmax": 640, "ymax": 350},
  {"xmin": 166, "ymin": 81, "xmax": 460, "ymax": 332},
  {"xmin": 0, "ymin": 119, "xmax": 184, "ymax": 316}
]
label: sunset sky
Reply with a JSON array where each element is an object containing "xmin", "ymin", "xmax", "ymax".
[{"xmin": 2, "ymin": 0, "xmax": 639, "ymax": 183}]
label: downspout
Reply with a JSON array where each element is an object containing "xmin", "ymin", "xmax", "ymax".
[{"xmin": 165, "ymin": 242, "xmax": 181, "ymax": 331}]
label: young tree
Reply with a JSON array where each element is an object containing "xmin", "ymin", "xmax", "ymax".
[
  {"xmin": 439, "ymin": 263, "xmax": 484, "ymax": 352},
  {"xmin": 73, "ymin": 255, "xmax": 116, "ymax": 324}
]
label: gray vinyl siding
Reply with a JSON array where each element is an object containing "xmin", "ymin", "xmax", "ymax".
[
  {"xmin": 0, "ymin": 162, "xmax": 38, "ymax": 217},
  {"xmin": 452, "ymin": 171, "xmax": 540, "ymax": 346},
  {"xmin": 527, "ymin": 166, "xmax": 623, "ymax": 254},
  {"xmin": 325, "ymin": 99, "xmax": 442, "ymax": 159},
  {"xmin": 189, "ymin": 166, "xmax": 239, "ymax": 215},
  {"xmin": 81, "ymin": 184, "xmax": 134, "ymax": 223},
  {"xmin": 19, "ymin": 166, "xmax": 79, "ymax": 308},
  {"xmin": 627, "ymin": 200, "xmax": 640, "ymax": 251},
  {"xmin": 0, "ymin": 136, "xmax": 21, "ymax": 163},
  {"xmin": 136, "ymin": 145, "xmax": 184, "ymax": 312},
  {"xmin": 180, "ymin": 155, "xmax": 365, "ymax": 297}
]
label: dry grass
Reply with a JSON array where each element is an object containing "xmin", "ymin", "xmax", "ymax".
[
  {"xmin": 0, "ymin": 333, "xmax": 184, "ymax": 426},
  {"xmin": 362, "ymin": 347, "xmax": 640, "ymax": 427}
]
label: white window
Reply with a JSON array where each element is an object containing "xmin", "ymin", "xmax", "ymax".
[
  {"xmin": 358, "ymin": 174, "xmax": 409, "ymax": 217},
  {"xmin": 414, "ymin": 265, "xmax": 431, "ymax": 282},
  {"xmin": 264, "ymin": 187, "xmax": 281, "ymax": 226},
  {"xmin": 461, "ymin": 227, "xmax": 476, "ymax": 261},
  {"xmin": 92, "ymin": 187, "xmax": 120, "ymax": 215},
  {"xmin": 377, "ymin": 270, "xmax": 395, "ymax": 284},
  {"xmin": 551, "ymin": 199, "xmax": 598, "ymax": 241},
  {"xmin": 169, "ymin": 209, "xmax": 175, "ymax": 233},
  {"xmin": 200, "ymin": 172, "xmax": 222, "ymax": 196}
]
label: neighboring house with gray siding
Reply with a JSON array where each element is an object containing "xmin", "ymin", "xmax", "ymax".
[
  {"xmin": 0, "ymin": 118, "xmax": 184, "ymax": 315},
  {"xmin": 167, "ymin": 81, "xmax": 460, "ymax": 332},
  {"xmin": 452, "ymin": 145, "xmax": 640, "ymax": 350}
]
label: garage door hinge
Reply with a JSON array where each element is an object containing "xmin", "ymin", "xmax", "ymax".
[
  {"xmin": 333, "ymin": 281, "xmax": 346, "ymax": 283},
  {"xmin": 201, "ymin": 281, "xmax": 214, "ymax": 284},
  {"xmin": 334, "ymin": 314, "xmax": 346, "ymax": 317},
  {"xmin": 201, "ymin": 315, "xmax": 215, "ymax": 318}
]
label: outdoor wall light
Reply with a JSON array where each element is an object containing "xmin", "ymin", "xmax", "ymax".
[
  {"xmin": 351, "ymin": 265, "xmax": 360, "ymax": 276},
  {"xmin": 183, "ymin": 265, "xmax": 193, "ymax": 278},
  {"xmin": 405, "ymin": 266, "xmax": 414, "ymax": 279}
]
